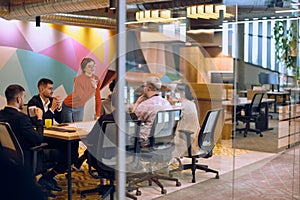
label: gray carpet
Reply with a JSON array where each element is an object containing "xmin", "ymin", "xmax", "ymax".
[
  {"xmin": 154, "ymin": 145, "xmax": 300, "ymax": 200},
  {"xmin": 232, "ymin": 119, "xmax": 279, "ymax": 153}
]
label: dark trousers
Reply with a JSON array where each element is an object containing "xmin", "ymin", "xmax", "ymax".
[{"xmin": 43, "ymin": 139, "xmax": 79, "ymax": 174}]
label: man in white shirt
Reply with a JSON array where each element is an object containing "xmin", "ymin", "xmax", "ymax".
[{"xmin": 132, "ymin": 76, "xmax": 172, "ymax": 146}]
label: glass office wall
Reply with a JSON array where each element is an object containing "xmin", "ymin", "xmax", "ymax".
[
  {"xmin": 222, "ymin": 5, "xmax": 300, "ymax": 200},
  {"xmin": 117, "ymin": 16, "xmax": 299, "ymax": 198},
  {"xmin": 0, "ymin": 2, "xmax": 298, "ymax": 199},
  {"xmin": 116, "ymin": 3, "xmax": 300, "ymax": 200}
]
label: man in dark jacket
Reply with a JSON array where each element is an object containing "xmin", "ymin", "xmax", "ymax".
[
  {"xmin": 27, "ymin": 78, "xmax": 62, "ymax": 125},
  {"xmin": 0, "ymin": 84, "xmax": 57, "ymax": 197},
  {"xmin": 27, "ymin": 78, "xmax": 77, "ymax": 192},
  {"xmin": 0, "ymin": 84, "xmax": 44, "ymax": 169}
]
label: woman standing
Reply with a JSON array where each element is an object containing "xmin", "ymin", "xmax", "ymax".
[{"xmin": 62, "ymin": 57, "xmax": 100, "ymax": 122}]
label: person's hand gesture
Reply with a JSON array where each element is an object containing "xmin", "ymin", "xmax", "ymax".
[
  {"xmin": 91, "ymin": 78, "xmax": 98, "ymax": 89},
  {"xmin": 51, "ymin": 96, "xmax": 62, "ymax": 111},
  {"xmin": 35, "ymin": 107, "xmax": 43, "ymax": 120},
  {"xmin": 132, "ymin": 94, "xmax": 147, "ymax": 113},
  {"xmin": 136, "ymin": 94, "xmax": 147, "ymax": 105},
  {"xmin": 55, "ymin": 96, "xmax": 62, "ymax": 110}
]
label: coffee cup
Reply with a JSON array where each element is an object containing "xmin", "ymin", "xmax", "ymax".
[{"xmin": 28, "ymin": 106, "xmax": 36, "ymax": 117}]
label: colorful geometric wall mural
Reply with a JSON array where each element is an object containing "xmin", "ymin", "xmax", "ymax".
[{"xmin": 0, "ymin": 18, "xmax": 116, "ymax": 110}]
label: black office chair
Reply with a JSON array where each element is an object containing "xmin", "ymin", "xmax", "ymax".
[
  {"xmin": 128, "ymin": 109, "xmax": 182, "ymax": 195},
  {"xmin": 0, "ymin": 122, "xmax": 47, "ymax": 175},
  {"xmin": 178, "ymin": 108, "xmax": 222, "ymax": 183},
  {"xmin": 236, "ymin": 93, "xmax": 264, "ymax": 137},
  {"xmin": 80, "ymin": 120, "xmax": 142, "ymax": 200}
]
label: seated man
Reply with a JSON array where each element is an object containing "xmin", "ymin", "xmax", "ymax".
[
  {"xmin": 100, "ymin": 79, "xmax": 116, "ymax": 116},
  {"xmin": 0, "ymin": 84, "xmax": 44, "ymax": 171},
  {"xmin": 0, "ymin": 84, "xmax": 59, "ymax": 196},
  {"xmin": 72, "ymin": 79, "xmax": 116, "ymax": 170},
  {"xmin": 77, "ymin": 108, "xmax": 138, "ymax": 173},
  {"xmin": 27, "ymin": 78, "xmax": 62, "ymax": 125},
  {"xmin": 132, "ymin": 76, "xmax": 172, "ymax": 146},
  {"xmin": 27, "ymin": 79, "xmax": 76, "ymax": 191}
]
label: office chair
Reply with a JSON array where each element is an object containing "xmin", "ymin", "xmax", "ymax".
[
  {"xmin": 80, "ymin": 120, "xmax": 142, "ymax": 200},
  {"xmin": 236, "ymin": 93, "xmax": 264, "ymax": 137},
  {"xmin": 128, "ymin": 109, "xmax": 182, "ymax": 195},
  {"xmin": 177, "ymin": 108, "xmax": 222, "ymax": 183},
  {"xmin": 0, "ymin": 122, "xmax": 47, "ymax": 175}
]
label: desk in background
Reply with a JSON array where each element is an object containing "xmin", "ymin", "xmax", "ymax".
[
  {"xmin": 222, "ymin": 98, "xmax": 274, "ymax": 133},
  {"xmin": 239, "ymin": 90, "xmax": 289, "ymax": 113},
  {"xmin": 44, "ymin": 121, "xmax": 95, "ymax": 200}
]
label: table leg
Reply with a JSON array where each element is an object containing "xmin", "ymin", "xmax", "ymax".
[
  {"xmin": 263, "ymin": 102, "xmax": 273, "ymax": 131},
  {"xmin": 273, "ymin": 97, "xmax": 277, "ymax": 113},
  {"xmin": 67, "ymin": 141, "xmax": 72, "ymax": 200}
]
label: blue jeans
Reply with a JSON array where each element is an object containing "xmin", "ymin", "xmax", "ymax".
[{"xmin": 61, "ymin": 103, "xmax": 84, "ymax": 122}]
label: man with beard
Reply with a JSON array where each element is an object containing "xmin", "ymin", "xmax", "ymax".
[
  {"xmin": 0, "ymin": 84, "xmax": 55, "ymax": 198},
  {"xmin": 0, "ymin": 84, "xmax": 44, "ymax": 170},
  {"xmin": 28, "ymin": 78, "xmax": 74, "ymax": 193},
  {"xmin": 27, "ymin": 78, "xmax": 62, "ymax": 125}
]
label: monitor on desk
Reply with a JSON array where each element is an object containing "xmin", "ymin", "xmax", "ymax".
[
  {"xmin": 210, "ymin": 72, "xmax": 234, "ymax": 84},
  {"xmin": 258, "ymin": 72, "xmax": 279, "ymax": 91}
]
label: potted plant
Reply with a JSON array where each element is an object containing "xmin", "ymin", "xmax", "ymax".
[{"xmin": 273, "ymin": 20, "xmax": 298, "ymax": 86}]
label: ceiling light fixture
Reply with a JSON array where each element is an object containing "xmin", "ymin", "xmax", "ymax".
[
  {"xmin": 109, "ymin": 0, "xmax": 116, "ymax": 10},
  {"xmin": 136, "ymin": 9, "xmax": 173, "ymax": 22},
  {"xmin": 186, "ymin": 4, "xmax": 234, "ymax": 20}
]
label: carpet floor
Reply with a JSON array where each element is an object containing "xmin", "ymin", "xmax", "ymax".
[{"xmin": 44, "ymin": 141, "xmax": 299, "ymax": 200}]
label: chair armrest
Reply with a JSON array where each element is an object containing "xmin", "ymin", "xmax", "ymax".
[
  {"xmin": 30, "ymin": 142, "xmax": 48, "ymax": 151},
  {"xmin": 178, "ymin": 129, "xmax": 193, "ymax": 137},
  {"xmin": 178, "ymin": 130, "xmax": 194, "ymax": 157},
  {"xmin": 30, "ymin": 143, "xmax": 48, "ymax": 175}
]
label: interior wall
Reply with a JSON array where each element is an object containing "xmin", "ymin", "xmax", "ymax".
[
  {"xmin": 185, "ymin": 31, "xmax": 233, "ymax": 83},
  {"xmin": 0, "ymin": 18, "xmax": 115, "ymax": 120}
]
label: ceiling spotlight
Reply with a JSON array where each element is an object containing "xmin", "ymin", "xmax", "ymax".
[{"xmin": 36, "ymin": 16, "xmax": 41, "ymax": 27}]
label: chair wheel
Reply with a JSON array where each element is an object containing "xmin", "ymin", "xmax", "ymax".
[
  {"xmin": 176, "ymin": 181, "xmax": 181, "ymax": 187},
  {"xmin": 136, "ymin": 190, "xmax": 142, "ymax": 196},
  {"xmin": 161, "ymin": 189, "xmax": 167, "ymax": 194},
  {"xmin": 216, "ymin": 174, "xmax": 219, "ymax": 179}
]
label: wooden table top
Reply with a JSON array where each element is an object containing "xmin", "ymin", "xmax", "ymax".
[{"xmin": 44, "ymin": 121, "xmax": 96, "ymax": 141}]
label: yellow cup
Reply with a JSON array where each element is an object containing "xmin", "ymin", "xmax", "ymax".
[{"xmin": 45, "ymin": 119, "xmax": 52, "ymax": 128}]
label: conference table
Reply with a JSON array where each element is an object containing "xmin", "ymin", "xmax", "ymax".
[
  {"xmin": 222, "ymin": 97, "xmax": 274, "ymax": 132},
  {"xmin": 44, "ymin": 121, "xmax": 96, "ymax": 200}
]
